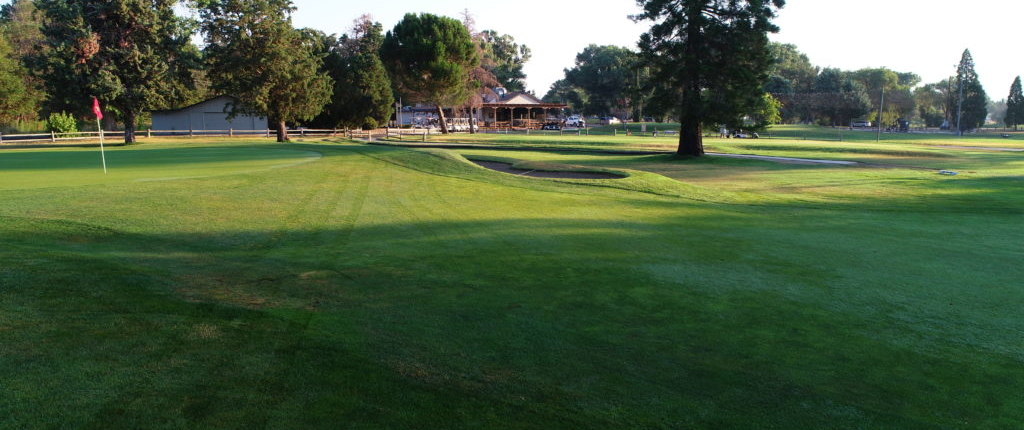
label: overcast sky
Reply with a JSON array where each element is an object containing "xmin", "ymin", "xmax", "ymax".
[{"xmin": 279, "ymin": 0, "xmax": 1020, "ymax": 99}]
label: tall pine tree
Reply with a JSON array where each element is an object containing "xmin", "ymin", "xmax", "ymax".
[
  {"xmin": 197, "ymin": 0, "xmax": 332, "ymax": 142},
  {"xmin": 1005, "ymin": 76, "xmax": 1023, "ymax": 131},
  {"xmin": 954, "ymin": 49, "xmax": 987, "ymax": 134},
  {"xmin": 35, "ymin": 0, "xmax": 198, "ymax": 143},
  {"xmin": 634, "ymin": 0, "xmax": 785, "ymax": 156}
]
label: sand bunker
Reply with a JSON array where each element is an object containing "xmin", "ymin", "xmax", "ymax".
[{"xmin": 470, "ymin": 160, "xmax": 623, "ymax": 179}]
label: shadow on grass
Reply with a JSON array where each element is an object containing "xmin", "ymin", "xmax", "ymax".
[{"xmin": 2, "ymin": 209, "xmax": 1023, "ymax": 429}]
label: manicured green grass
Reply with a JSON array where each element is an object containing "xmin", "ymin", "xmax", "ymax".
[{"xmin": 1, "ymin": 137, "xmax": 1022, "ymax": 429}]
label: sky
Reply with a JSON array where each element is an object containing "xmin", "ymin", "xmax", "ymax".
[
  {"xmin": 11, "ymin": 0, "xmax": 1017, "ymax": 99},
  {"xmin": 281, "ymin": 0, "xmax": 1021, "ymax": 99}
]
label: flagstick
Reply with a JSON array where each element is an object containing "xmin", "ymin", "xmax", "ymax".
[{"xmin": 97, "ymin": 117, "xmax": 107, "ymax": 174}]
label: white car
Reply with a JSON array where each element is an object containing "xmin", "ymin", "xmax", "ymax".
[
  {"xmin": 564, "ymin": 115, "xmax": 586, "ymax": 128},
  {"xmin": 851, "ymin": 120, "xmax": 872, "ymax": 128}
]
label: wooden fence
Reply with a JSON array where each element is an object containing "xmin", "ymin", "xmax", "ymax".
[{"xmin": 0, "ymin": 128, "xmax": 442, "ymax": 145}]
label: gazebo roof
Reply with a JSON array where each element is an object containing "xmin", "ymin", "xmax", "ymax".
[{"xmin": 480, "ymin": 88, "xmax": 567, "ymax": 109}]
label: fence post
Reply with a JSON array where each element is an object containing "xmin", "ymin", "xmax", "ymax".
[
  {"xmin": 332, "ymin": 128, "xmax": 337, "ymax": 137},
  {"xmin": 0, "ymin": 132, "xmax": 3, "ymax": 144},
  {"xmin": 300, "ymin": 128, "xmax": 305, "ymax": 138},
  {"xmin": 229, "ymin": 128, "xmax": 234, "ymax": 138},
  {"xmin": 189, "ymin": 128, "xmax": 194, "ymax": 138},
  {"xmin": 614, "ymin": 129, "xmax": 617, "ymax": 137},
  {"xmin": 146, "ymin": 129, "xmax": 152, "ymax": 138},
  {"xmin": 51, "ymin": 131, "xmax": 56, "ymax": 142},
  {"xmin": 422, "ymin": 131, "xmax": 427, "ymax": 142}
]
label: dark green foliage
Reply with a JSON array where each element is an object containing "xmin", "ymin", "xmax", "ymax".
[
  {"xmin": 33, "ymin": 0, "xmax": 198, "ymax": 143},
  {"xmin": 767, "ymin": 42, "xmax": 817, "ymax": 94},
  {"xmin": 0, "ymin": 30, "xmax": 32, "ymax": 125},
  {"xmin": 197, "ymin": 0, "xmax": 333, "ymax": 142},
  {"xmin": 542, "ymin": 78, "xmax": 588, "ymax": 113},
  {"xmin": 0, "ymin": 0, "xmax": 45, "ymax": 124},
  {"xmin": 563, "ymin": 45, "xmax": 636, "ymax": 117},
  {"xmin": 1004, "ymin": 76, "xmax": 1023, "ymax": 130},
  {"xmin": 380, "ymin": 13, "xmax": 478, "ymax": 134},
  {"xmin": 914, "ymin": 81, "xmax": 951, "ymax": 128},
  {"xmin": 476, "ymin": 30, "xmax": 530, "ymax": 92},
  {"xmin": 954, "ymin": 49, "xmax": 987, "ymax": 132},
  {"xmin": 635, "ymin": 0, "xmax": 785, "ymax": 156},
  {"xmin": 309, "ymin": 18, "xmax": 394, "ymax": 130}
]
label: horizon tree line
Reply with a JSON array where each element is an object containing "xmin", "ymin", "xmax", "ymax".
[
  {"xmin": 0, "ymin": 0, "xmax": 1012, "ymax": 148},
  {"xmin": 0, "ymin": 0, "xmax": 531, "ymax": 142}
]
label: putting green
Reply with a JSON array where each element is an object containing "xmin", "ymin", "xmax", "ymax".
[{"xmin": 0, "ymin": 146, "xmax": 321, "ymax": 190}]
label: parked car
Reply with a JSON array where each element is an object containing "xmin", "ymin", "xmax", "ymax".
[
  {"xmin": 541, "ymin": 122, "xmax": 561, "ymax": 130},
  {"xmin": 851, "ymin": 120, "xmax": 872, "ymax": 128},
  {"xmin": 564, "ymin": 115, "xmax": 585, "ymax": 128},
  {"xmin": 600, "ymin": 116, "xmax": 621, "ymax": 125}
]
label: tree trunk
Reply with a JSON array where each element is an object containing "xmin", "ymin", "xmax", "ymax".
[
  {"xmin": 276, "ymin": 120, "xmax": 289, "ymax": 142},
  {"xmin": 469, "ymin": 107, "xmax": 476, "ymax": 134},
  {"xmin": 102, "ymin": 115, "xmax": 116, "ymax": 134},
  {"xmin": 435, "ymin": 105, "xmax": 449, "ymax": 134},
  {"xmin": 677, "ymin": 6, "xmax": 704, "ymax": 157},
  {"xmin": 678, "ymin": 121, "xmax": 703, "ymax": 156},
  {"xmin": 124, "ymin": 111, "xmax": 137, "ymax": 144}
]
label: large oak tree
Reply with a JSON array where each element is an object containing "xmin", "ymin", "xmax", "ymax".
[
  {"xmin": 197, "ymin": 0, "xmax": 332, "ymax": 142},
  {"xmin": 634, "ymin": 0, "xmax": 785, "ymax": 156},
  {"xmin": 35, "ymin": 0, "xmax": 197, "ymax": 143}
]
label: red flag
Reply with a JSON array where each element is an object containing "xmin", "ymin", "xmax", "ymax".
[{"xmin": 92, "ymin": 97, "xmax": 103, "ymax": 121}]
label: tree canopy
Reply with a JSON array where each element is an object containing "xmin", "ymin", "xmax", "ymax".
[
  {"xmin": 767, "ymin": 42, "xmax": 817, "ymax": 94},
  {"xmin": 197, "ymin": 0, "xmax": 332, "ymax": 142},
  {"xmin": 0, "ymin": 31, "xmax": 32, "ymax": 125},
  {"xmin": 380, "ymin": 13, "xmax": 478, "ymax": 134},
  {"xmin": 954, "ymin": 49, "xmax": 988, "ymax": 132},
  {"xmin": 476, "ymin": 29, "xmax": 531, "ymax": 92},
  {"xmin": 635, "ymin": 0, "xmax": 785, "ymax": 156},
  {"xmin": 563, "ymin": 45, "xmax": 636, "ymax": 117},
  {"xmin": 34, "ymin": 0, "xmax": 198, "ymax": 143},
  {"xmin": 309, "ymin": 16, "xmax": 394, "ymax": 130},
  {"xmin": 1006, "ymin": 76, "xmax": 1024, "ymax": 131}
]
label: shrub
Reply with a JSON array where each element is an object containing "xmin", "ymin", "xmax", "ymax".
[{"xmin": 46, "ymin": 112, "xmax": 79, "ymax": 136}]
